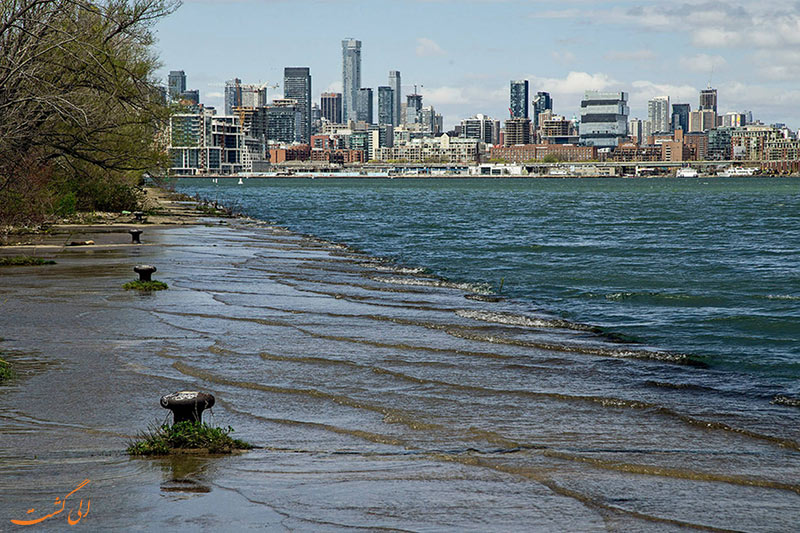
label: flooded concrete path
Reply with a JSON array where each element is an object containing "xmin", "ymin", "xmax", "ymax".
[{"xmin": 1, "ymin": 220, "xmax": 798, "ymax": 531}]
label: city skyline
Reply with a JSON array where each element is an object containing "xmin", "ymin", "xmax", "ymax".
[{"xmin": 154, "ymin": 1, "xmax": 800, "ymax": 129}]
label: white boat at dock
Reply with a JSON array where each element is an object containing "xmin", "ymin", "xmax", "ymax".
[
  {"xmin": 718, "ymin": 166, "xmax": 758, "ymax": 177},
  {"xmin": 676, "ymin": 167, "xmax": 698, "ymax": 178}
]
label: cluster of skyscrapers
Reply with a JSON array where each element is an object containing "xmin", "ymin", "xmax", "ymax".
[{"xmin": 163, "ymin": 38, "xmax": 799, "ymax": 175}]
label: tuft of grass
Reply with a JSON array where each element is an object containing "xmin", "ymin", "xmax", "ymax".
[
  {"xmin": 0, "ymin": 358, "xmax": 15, "ymax": 384},
  {"xmin": 127, "ymin": 421, "xmax": 252, "ymax": 456},
  {"xmin": 123, "ymin": 280, "xmax": 168, "ymax": 291},
  {"xmin": 0, "ymin": 256, "xmax": 56, "ymax": 267}
]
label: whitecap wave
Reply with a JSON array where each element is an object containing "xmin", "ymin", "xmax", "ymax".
[
  {"xmin": 455, "ymin": 309, "xmax": 594, "ymax": 332},
  {"xmin": 371, "ymin": 276, "xmax": 493, "ymax": 294}
]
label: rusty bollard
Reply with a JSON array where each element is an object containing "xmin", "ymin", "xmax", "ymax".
[
  {"xmin": 160, "ymin": 391, "xmax": 215, "ymax": 424},
  {"xmin": 133, "ymin": 264, "xmax": 156, "ymax": 282},
  {"xmin": 129, "ymin": 229, "xmax": 143, "ymax": 244}
]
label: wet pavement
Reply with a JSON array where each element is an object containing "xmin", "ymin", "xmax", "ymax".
[{"xmin": 1, "ymin": 220, "xmax": 798, "ymax": 532}]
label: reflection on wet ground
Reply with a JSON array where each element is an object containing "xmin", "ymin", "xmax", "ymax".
[{"xmin": 1, "ymin": 221, "xmax": 798, "ymax": 531}]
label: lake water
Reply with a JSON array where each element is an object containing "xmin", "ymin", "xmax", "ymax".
[{"xmin": 179, "ymin": 177, "xmax": 800, "ymax": 387}]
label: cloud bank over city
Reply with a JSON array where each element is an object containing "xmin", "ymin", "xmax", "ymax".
[{"xmin": 156, "ymin": 0, "xmax": 800, "ymax": 128}]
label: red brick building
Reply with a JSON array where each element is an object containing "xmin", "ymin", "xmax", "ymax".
[{"xmin": 269, "ymin": 145, "xmax": 311, "ymax": 163}]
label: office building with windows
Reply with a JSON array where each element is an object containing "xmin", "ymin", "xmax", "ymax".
[
  {"xmin": 342, "ymin": 39, "xmax": 362, "ymax": 123},
  {"xmin": 377, "ymin": 86, "xmax": 394, "ymax": 126},
  {"xmin": 321, "ymin": 92, "xmax": 343, "ymax": 124},
  {"xmin": 168, "ymin": 70, "xmax": 186, "ymax": 99},
  {"xmin": 284, "ymin": 67, "xmax": 312, "ymax": 142},
  {"xmin": 579, "ymin": 91, "xmax": 629, "ymax": 148},
  {"xmin": 648, "ymin": 96, "xmax": 670, "ymax": 133},
  {"xmin": 356, "ymin": 88, "xmax": 374, "ymax": 124},
  {"xmin": 389, "ymin": 71, "xmax": 401, "ymax": 126},
  {"xmin": 532, "ymin": 91, "xmax": 552, "ymax": 129},
  {"xmin": 510, "ymin": 80, "xmax": 529, "ymax": 119},
  {"xmin": 672, "ymin": 103, "xmax": 690, "ymax": 132},
  {"xmin": 700, "ymin": 87, "xmax": 717, "ymax": 112}
]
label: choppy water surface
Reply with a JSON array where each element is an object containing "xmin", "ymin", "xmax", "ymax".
[
  {"xmin": 179, "ymin": 177, "xmax": 800, "ymax": 384},
  {"xmin": 1, "ymin": 178, "xmax": 798, "ymax": 530}
]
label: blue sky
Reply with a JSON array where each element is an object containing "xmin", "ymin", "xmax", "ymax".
[{"xmin": 154, "ymin": 0, "xmax": 800, "ymax": 130}]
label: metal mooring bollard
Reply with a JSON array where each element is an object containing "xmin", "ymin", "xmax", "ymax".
[
  {"xmin": 129, "ymin": 229, "xmax": 143, "ymax": 244},
  {"xmin": 133, "ymin": 264, "xmax": 156, "ymax": 281},
  {"xmin": 160, "ymin": 391, "xmax": 215, "ymax": 424}
]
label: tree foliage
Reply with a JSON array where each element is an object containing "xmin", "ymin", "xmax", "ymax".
[{"xmin": 0, "ymin": 0, "xmax": 180, "ymax": 224}]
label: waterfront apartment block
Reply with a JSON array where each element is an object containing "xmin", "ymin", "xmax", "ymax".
[
  {"xmin": 168, "ymin": 113, "xmax": 245, "ymax": 175},
  {"xmin": 490, "ymin": 144, "xmax": 597, "ymax": 163},
  {"xmin": 579, "ymin": 91, "xmax": 629, "ymax": 148},
  {"xmin": 375, "ymin": 135, "xmax": 481, "ymax": 164}
]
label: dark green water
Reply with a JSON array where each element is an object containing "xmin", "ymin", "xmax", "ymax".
[{"xmin": 177, "ymin": 177, "xmax": 800, "ymax": 395}]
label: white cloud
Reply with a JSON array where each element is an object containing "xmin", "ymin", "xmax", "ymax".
[
  {"xmin": 559, "ymin": 2, "xmax": 800, "ymax": 51},
  {"xmin": 628, "ymin": 80, "xmax": 698, "ymax": 109},
  {"xmin": 679, "ymin": 54, "xmax": 727, "ymax": 73},
  {"xmin": 691, "ymin": 28, "xmax": 741, "ymax": 48},
  {"xmin": 416, "ymin": 37, "xmax": 446, "ymax": 57},
  {"xmin": 530, "ymin": 71, "xmax": 617, "ymax": 94},
  {"xmin": 206, "ymin": 91, "xmax": 223, "ymax": 98}
]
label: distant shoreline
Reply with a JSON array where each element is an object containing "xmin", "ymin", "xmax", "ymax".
[{"xmin": 172, "ymin": 173, "xmax": 800, "ymax": 179}]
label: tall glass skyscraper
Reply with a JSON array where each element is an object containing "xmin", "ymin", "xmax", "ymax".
[
  {"xmin": 356, "ymin": 87, "xmax": 373, "ymax": 124},
  {"xmin": 284, "ymin": 67, "xmax": 312, "ymax": 143},
  {"xmin": 377, "ymin": 86, "xmax": 394, "ymax": 126},
  {"xmin": 510, "ymin": 80, "xmax": 529, "ymax": 119},
  {"xmin": 389, "ymin": 71, "xmax": 401, "ymax": 126},
  {"xmin": 342, "ymin": 39, "xmax": 362, "ymax": 123}
]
